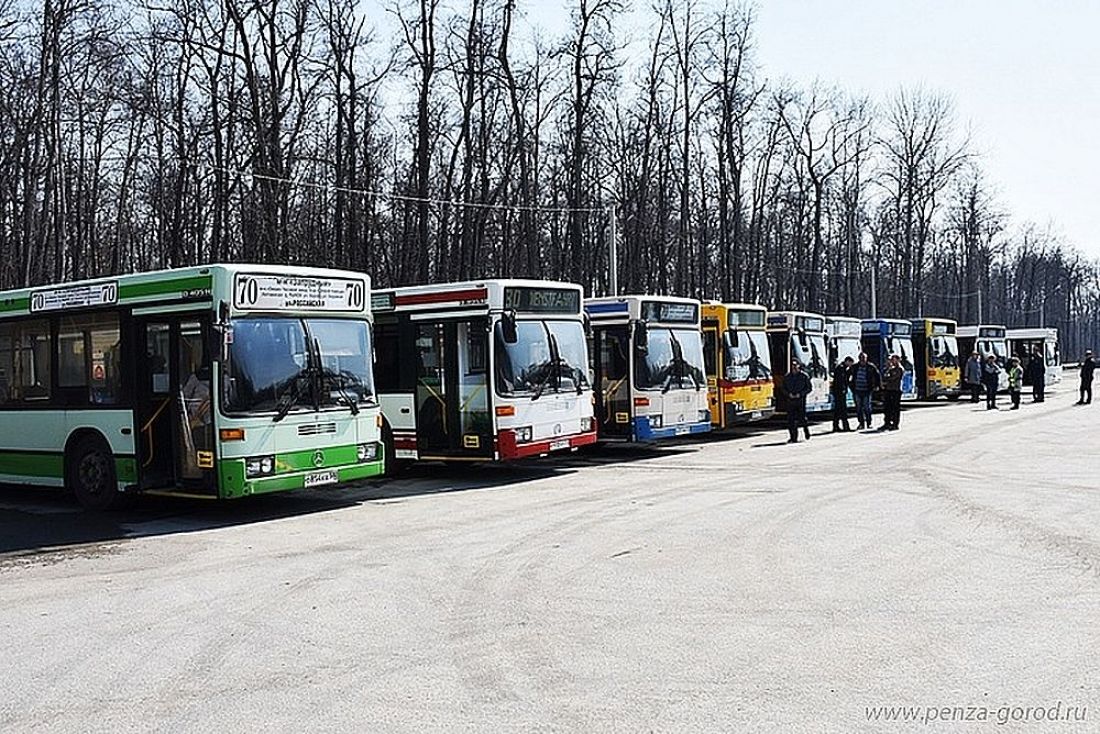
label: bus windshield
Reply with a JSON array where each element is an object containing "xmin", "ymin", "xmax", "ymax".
[
  {"xmin": 494, "ymin": 319, "xmax": 588, "ymax": 397},
  {"xmin": 725, "ymin": 329, "xmax": 772, "ymax": 381},
  {"xmin": 223, "ymin": 317, "xmax": 374, "ymax": 414},
  {"xmin": 931, "ymin": 335, "xmax": 959, "ymax": 368},
  {"xmin": 792, "ymin": 333, "xmax": 828, "ymax": 381},
  {"xmin": 635, "ymin": 327, "xmax": 706, "ymax": 391},
  {"xmin": 832, "ymin": 336, "xmax": 861, "ymax": 368},
  {"xmin": 886, "ymin": 336, "xmax": 915, "ymax": 371}
]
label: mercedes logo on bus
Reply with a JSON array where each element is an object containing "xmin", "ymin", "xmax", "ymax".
[{"xmin": 312, "ymin": 450, "xmax": 325, "ymax": 468}]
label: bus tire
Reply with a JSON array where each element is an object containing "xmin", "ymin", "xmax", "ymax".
[{"xmin": 66, "ymin": 435, "xmax": 122, "ymax": 511}]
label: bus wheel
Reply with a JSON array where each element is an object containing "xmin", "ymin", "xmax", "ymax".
[
  {"xmin": 380, "ymin": 420, "xmax": 403, "ymax": 478},
  {"xmin": 67, "ymin": 436, "xmax": 121, "ymax": 511}
]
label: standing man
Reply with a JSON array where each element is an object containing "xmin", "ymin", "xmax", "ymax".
[
  {"xmin": 849, "ymin": 352, "xmax": 880, "ymax": 430},
  {"xmin": 1027, "ymin": 346, "xmax": 1046, "ymax": 403},
  {"xmin": 784, "ymin": 359, "xmax": 813, "ymax": 444},
  {"xmin": 964, "ymin": 351, "xmax": 983, "ymax": 403},
  {"xmin": 831, "ymin": 355, "xmax": 855, "ymax": 432},
  {"xmin": 1007, "ymin": 356, "xmax": 1023, "ymax": 410},
  {"xmin": 1078, "ymin": 349, "xmax": 1096, "ymax": 405},
  {"xmin": 982, "ymin": 354, "xmax": 1002, "ymax": 410},
  {"xmin": 880, "ymin": 354, "xmax": 904, "ymax": 431}
]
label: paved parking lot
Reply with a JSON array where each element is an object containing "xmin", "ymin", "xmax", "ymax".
[{"xmin": 2, "ymin": 389, "xmax": 1097, "ymax": 732}]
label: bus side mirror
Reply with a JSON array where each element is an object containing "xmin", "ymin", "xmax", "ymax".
[
  {"xmin": 583, "ymin": 312, "xmax": 592, "ymax": 338},
  {"xmin": 501, "ymin": 311, "xmax": 518, "ymax": 344},
  {"xmin": 724, "ymin": 330, "xmax": 737, "ymax": 349},
  {"xmin": 635, "ymin": 320, "xmax": 648, "ymax": 352}
]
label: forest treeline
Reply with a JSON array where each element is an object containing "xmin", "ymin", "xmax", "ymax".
[{"xmin": 1, "ymin": 0, "xmax": 1098, "ymax": 355}]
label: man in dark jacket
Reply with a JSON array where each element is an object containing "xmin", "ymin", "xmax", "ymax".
[
  {"xmin": 981, "ymin": 354, "xmax": 1002, "ymax": 410},
  {"xmin": 880, "ymin": 354, "xmax": 904, "ymax": 430},
  {"xmin": 784, "ymin": 359, "xmax": 813, "ymax": 443},
  {"xmin": 831, "ymin": 356, "xmax": 854, "ymax": 432},
  {"xmin": 1026, "ymin": 347, "xmax": 1046, "ymax": 403},
  {"xmin": 849, "ymin": 352, "xmax": 880, "ymax": 430},
  {"xmin": 1078, "ymin": 350, "xmax": 1096, "ymax": 405}
]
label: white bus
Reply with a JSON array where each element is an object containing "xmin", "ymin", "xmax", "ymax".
[
  {"xmin": 958, "ymin": 324, "xmax": 1009, "ymax": 391},
  {"xmin": 1007, "ymin": 327, "xmax": 1061, "ymax": 387},
  {"xmin": 0, "ymin": 265, "xmax": 384, "ymax": 509},
  {"xmin": 585, "ymin": 295, "xmax": 710, "ymax": 441},
  {"xmin": 372, "ymin": 280, "xmax": 596, "ymax": 464},
  {"xmin": 767, "ymin": 311, "xmax": 832, "ymax": 414}
]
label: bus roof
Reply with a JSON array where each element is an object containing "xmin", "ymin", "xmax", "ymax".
[
  {"xmin": 374, "ymin": 279, "xmax": 584, "ymax": 317},
  {"xmin": 0, "ymin": 264, "xmax": 370, "ymax": 320},
  {"xmin": 957, "ymin": 324, "xmax": 1007, "ymax": 338},
  {"xmin": 766, "ymin": 310, "xmax": 826, "ymax": 332},
  {"xmin": 586, "ymin": 295, "xmax": 701, "ymax": 325},
  {"xmin": 1006, "ymin": 327, "xmax": 1058, "ymax": 341}
]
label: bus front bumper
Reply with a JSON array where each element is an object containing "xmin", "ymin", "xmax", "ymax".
[
  {"xmin": 498, "ymin": 429, "xmax": 599, "ymax": 459},
  {"xmin": 634, "ymin": 417, "xmax": 712, "ymax": 441}
]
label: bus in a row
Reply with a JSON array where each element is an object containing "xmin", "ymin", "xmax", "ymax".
[
  {"xmin": 958, "ymin": 324, "xmax": 1010, "ymax": 391},
  {"xmin": 0, "ymin": 265, "xmax": 384, "ymax": 509},
  {"xmin": 585, "ymin": 296, "xmax": 711, "ymax": 441},
  {"xmin": 702, "ymin": 302, "xmax": 775, "ymax": 428}
]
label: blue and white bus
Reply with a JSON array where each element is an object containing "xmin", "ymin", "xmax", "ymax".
[
  {"xmin": 861, "ymin": 318, "xmax": 918, "ymax": 401},
  {"xmin": 585, "ymin": 295, "xmax": 711, "ymax": 441}
]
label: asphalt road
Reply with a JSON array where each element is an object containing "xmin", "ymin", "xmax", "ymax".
[{"xmin": 2, "ymin": 388, "xmax": 1097, "ymax": 733}]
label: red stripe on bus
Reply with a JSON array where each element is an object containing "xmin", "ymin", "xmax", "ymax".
[{"xmin": 395, "ymin": 288, "xmax": 488, "ymax": 306}]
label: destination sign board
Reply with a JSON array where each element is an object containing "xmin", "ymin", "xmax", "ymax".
[
  {"xmin": 641, "ymin": 301, "xmax": 698, "ymax": 324},
  {"xmin": 503, "ymin": 286, "xmax": 580, "ymax": 314},
  {"xmin": 30, "ymin": 282, "xmax": 119, "ymax": 313},
  {"xmin": 729, "ymin": 309, "xmax": 766, "ymax": 328},
  {"xmin": 233, "ymin": 274, "xmax": 367, "ymax": 312}
]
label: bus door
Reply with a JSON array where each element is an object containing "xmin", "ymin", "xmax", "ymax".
[
  {"xmin": 593, "ymin": 325, "xmax": 632, "ymax": 438},
  {"xmin": 415, "ymin": 319, "xmax": 492, "ymax": 457},
  {"xmin": 701, "ymin": 323, "xmax": 722, "ymax": 428},
  {"xmin": 134, "ymin": 315, "xmax": 216, "ymax": 492}
]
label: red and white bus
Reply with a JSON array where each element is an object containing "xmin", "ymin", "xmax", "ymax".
[{"xmin": 372, "ymin": 280, "xmax": 597, "ymax": 465}]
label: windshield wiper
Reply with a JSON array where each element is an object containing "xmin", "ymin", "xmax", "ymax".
[
  {"xmin": 273, "ymin": 370, "xmax": 312, "ymax": 423},
  {"xmin": 319, "ymin": 366, "xmax": 361, "ymax": 416},
  {"xmin": 662, "ymin": 331, "xmax": 702, "ymax": 393}
]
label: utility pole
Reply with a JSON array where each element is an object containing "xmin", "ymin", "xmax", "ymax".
[
  {"xmin": 607, "ymin": 204, "xmax": 618, "ymax": 296},
  {"xmin": 977, "ymin": 290, "xmax": 983, "ymax": 323},
  {"xmin": 869, "ymin": 264, "xmax": 877, "ymax": 319}
]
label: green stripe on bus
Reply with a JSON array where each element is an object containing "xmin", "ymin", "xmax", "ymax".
[
  {"xmin": 0, "ymin": 451, "xmax": 64, "ymax": 478},
  {"xmin": 0, "ymin": 450, "xmax": 138, "ymax": 482},
  {"xmin": 0, "ymin": 296, "xmax": 31, "ymax": 314},
  {"xmin": 119, "ymin": 275, "xmax": 212, "ymax": 301}
]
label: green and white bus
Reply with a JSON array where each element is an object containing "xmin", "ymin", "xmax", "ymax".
[{"xmin": 0, "ymin": 264, "xmax": 383, "ymax": 509}]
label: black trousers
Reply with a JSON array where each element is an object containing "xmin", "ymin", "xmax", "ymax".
[
  {"xmin": 1033, "ymin": 380, "xmax": 1045, "ymax": 402},
  {"xmin": 1082, "ymin": 379, "xmax": 1093, "ymax": 404},
  {"xmin": 968, "ymin": 383, "xmax": 981, "ymax": 402},
  {"xmin": 787, "ymin": 401, "xmax": 810, "ymax": 441},
  {"xmin": 831, "ymin": 395, "xmax": 850, "ymax": 430},
  {"xmin": 1010, "ymin": 390, "xmax": 1021, "ymax": 408},
  {"xmin": 985, "ymin": 382, "xmax": 998, "ymax": 409},
  {"xmin": 882, "ymin": 390, "xmax": 901, "ymax": 428}
]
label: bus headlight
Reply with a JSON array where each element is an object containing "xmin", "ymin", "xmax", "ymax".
[
  {"xmin": 246, "ymin": 455, "xmax": 276, "ymax": 478},
  {"xmin": 515, "ymin": 426, "xmax": 533, "ymax": 443},
  {"xmin": 698, "ymin": 410, "xmax": 709, "ymax": 422},
  {"xmin": 357, "ymin": 443, "xmax": 378, "ymax": 462},
  {"xmin": 650, "ymin": 415, "xmax": 663, "ymax": 428},
  {"xmin": 580, "ymin": 417, "xmax": 594, "ymax": 433}
]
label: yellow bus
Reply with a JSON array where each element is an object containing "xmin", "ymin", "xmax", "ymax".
[
  {"xmin": 911, "ymin": 318, "xmax": 962, "ymax": 400},
  {"xmin": 701, "ymin": 302, "xmax": 775, "ymax": 428}
]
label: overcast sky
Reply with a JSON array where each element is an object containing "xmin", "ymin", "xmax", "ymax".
[{"xmin": 752, "ymin": 0, "xmax": 1100, "ymax": 258}]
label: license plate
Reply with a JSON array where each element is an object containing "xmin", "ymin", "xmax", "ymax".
[
  {"xmin": 304, "ymin": 470, "xmax": 338, "ymax": 488},
  {"xmin": 751, "ymin": 410, "xmax": 762, "ymax": 419},
  {"xmin": 675, "ymin": 425, "xmax": 690, "ymax": 435},
  {"xmin": 549, "ymin": 439, "xmax": 570, "ymax": 451}
]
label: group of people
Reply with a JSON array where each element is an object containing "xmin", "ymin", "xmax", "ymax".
[
  {"xmin": 781, "ymin": 345, "xmax": 1095, "ymax": 445},
  {"xmin": 782, "ymin": 352, "xmax": 906, "ymax": 443}
]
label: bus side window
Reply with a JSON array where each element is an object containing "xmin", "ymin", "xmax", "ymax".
[
  {"xmin": 0, "ymin": 319, "xmax": 52, "ymax": 404},
  {"xmin": 58, "ymin": 313, "xmax": 121, "ymax": 405}
]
